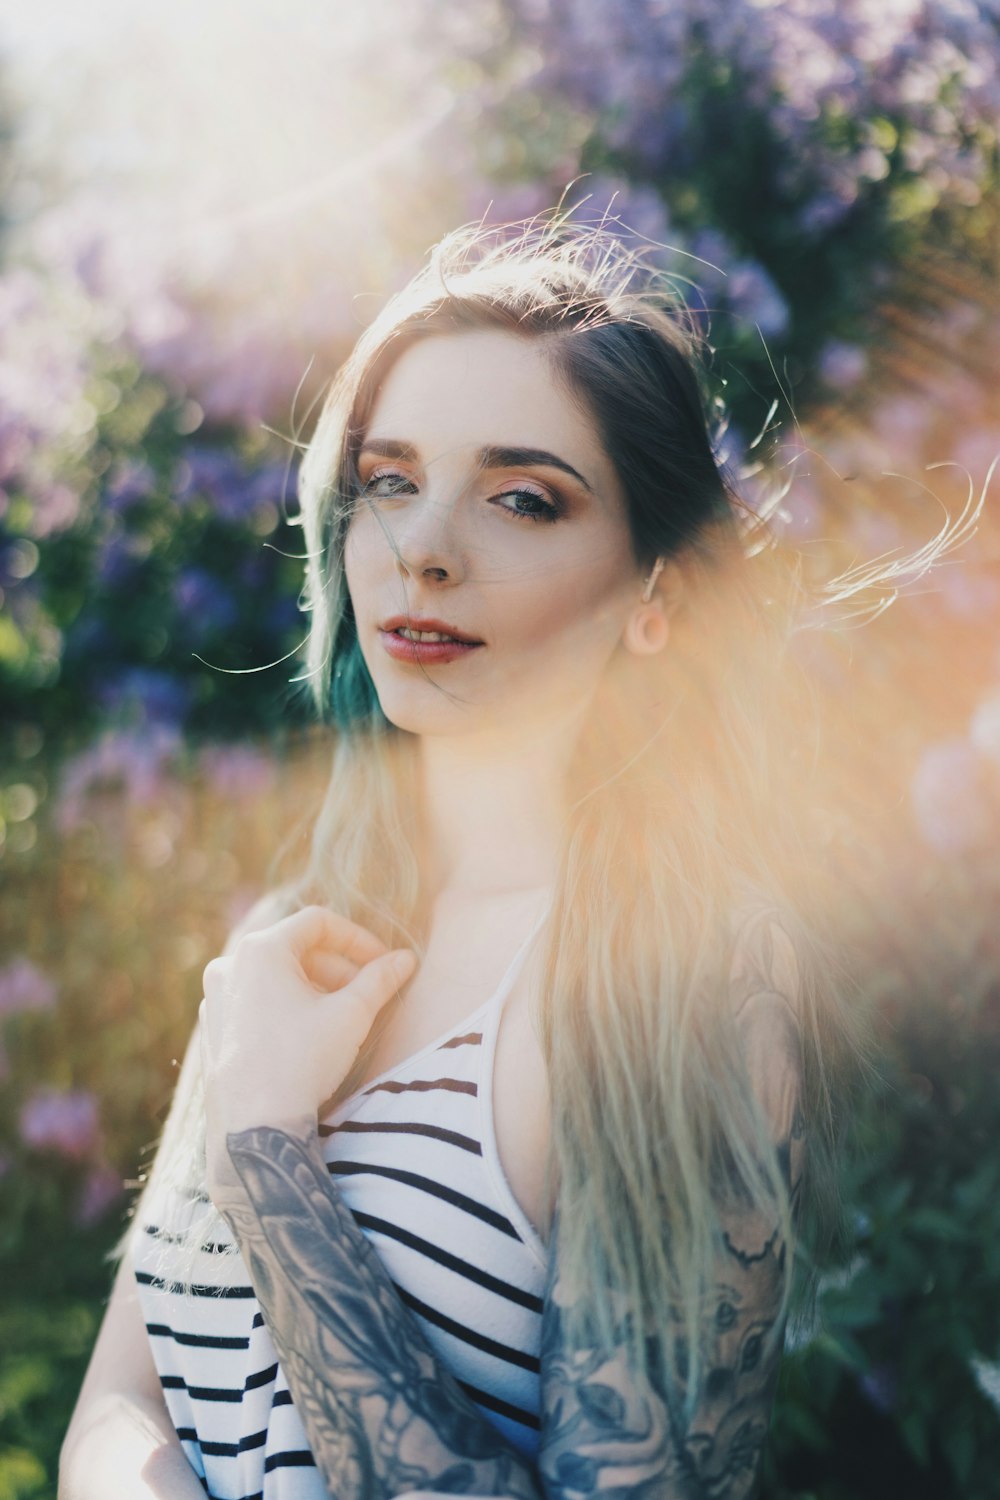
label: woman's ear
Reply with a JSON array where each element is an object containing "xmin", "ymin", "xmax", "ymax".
[{"xmin": 622, "ymin": 559, "xmax": 684, "ymax": 656}]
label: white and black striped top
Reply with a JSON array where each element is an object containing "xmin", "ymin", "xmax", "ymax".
[{"xmin": 132, "ymin": 908, "xmax": 551, "ymax": 1499}]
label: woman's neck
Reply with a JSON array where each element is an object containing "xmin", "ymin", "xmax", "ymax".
[{"xmin": 415, "ymin": 714, "xmax": 578, "ymax": 902}]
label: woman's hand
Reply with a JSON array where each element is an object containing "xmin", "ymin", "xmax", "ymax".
[{"xmin": 200, "ymin": 904, "xmax": 417, "ymax": 1200}]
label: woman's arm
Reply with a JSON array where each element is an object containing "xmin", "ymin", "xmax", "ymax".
[
  {"xmin": 535, "ymin": 915, "xmax": 807, "ymax": 1500},
  {"xmin": 214, "ymin": 1120, "xmax": 544, "ymax": 1498},
  {"xmin": 219, "ymin": 1077, "xmax": 799, "ymax": 1500},
  {"xmin": 59, "ymin": 1257, "xmax": 207, "ymax": 1500}
]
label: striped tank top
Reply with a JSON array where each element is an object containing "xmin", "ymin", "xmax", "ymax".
[{"xmin": 131, "ymin": 905, "xmax": 551, "ymax": 1499}]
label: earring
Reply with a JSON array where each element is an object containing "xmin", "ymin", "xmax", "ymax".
[{"xmin": 641, "ymin": 556, "xmax": 665, "ymax": 604}]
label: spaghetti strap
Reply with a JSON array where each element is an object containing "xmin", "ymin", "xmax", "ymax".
[{"xmin": 483, "ymin": 895, "xmax": 554, "ymax": 1027}]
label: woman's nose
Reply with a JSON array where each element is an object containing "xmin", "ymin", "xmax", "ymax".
[{"xmin": 390, "ymin": 478, "xmax": 467, "ymax": 581}]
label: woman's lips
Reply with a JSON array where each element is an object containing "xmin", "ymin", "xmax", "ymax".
[{"xmin": 378, "ymin": 629, "xmax": 485, "ymax": 665}]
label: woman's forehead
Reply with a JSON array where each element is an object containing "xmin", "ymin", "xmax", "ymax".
[{"xmin": 363, "ymin": 329, "xmax": 618, "ymax": 496}]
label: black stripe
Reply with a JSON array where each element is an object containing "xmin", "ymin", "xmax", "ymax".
[
  {"xmin": 162, "ymin": 1378, "xmax": 238, "ymax": 1404},
  {"xmin": 252, "ymin": 1312, "xmax": 265, "ymax": 1329},
  {"xmin": 367, "ymin": 1076, "xmax": 478, "ymax": 1098},
  {"xmin": 142, "ymin": 1223, "xmax": 233, "ymax": 1254},
  {"xmin": 370, "ymin": 1080, "xmax": 479, "ymax": 1104},
  {"xmin": 136, "ymin": 1269, "xmax": 254, "ymax": 1299},
  {"xmin": 318, "ymin": 1076, "xmax": 477, "ymax": 1135},
  {"xmin": 199, "ymin": 1427, "xmax": 267, "ymax": 1458},
  {"xmin": 158, "ymin": 1364, "xmax": 280, "ymax": 1403},
  {"xmin": 333, "ymin": 1119, "xmax": 482, "ymax": 1154},
  {"xmin": 351, "ymin": 1211, "xmax": 543, "ymax": 1313},
  {"xmin": 162, "ymin": 1373, "xmax": 323, "ymax": 1416},
  {"xmin": 458, "ymin": 1379, "xmax": 541, "ymax": 1430},
  {"xmin": 146, "ymin": 1322, "xmax": 249, "ymax": 1351},
  {"xmin": 175, "ymin": 1426, "xmax": 198, "ymax": 1442},
  {"xmin": 263, "ymin": 1451, "xmax": 317, "ymax": 1473},
  {"xmin": 328, "ymin": 1160, "xmax": 519, "ymax": 1238},
  {"xmin": 396, "ymin": 1285, "xmax": 541, "ymax": 1373},
  {"xmin": 440, "ymin": 1029, "xmax": 483, "ymax": 1050}
]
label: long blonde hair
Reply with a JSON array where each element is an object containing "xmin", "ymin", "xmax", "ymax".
[{"xmin": 113, "ymin": 210, "xmax": 874, "ymax": 1417}]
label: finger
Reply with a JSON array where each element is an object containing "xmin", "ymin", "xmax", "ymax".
[
  {"xmin": 302, "ymin": 950, "xmax": 360, "ymax": 991},
  {"xmin": 259, "ymin": 906, "xmax": 389, "ymax": 967},
  {"xmin": 342, "ymin": 949, "xmax": 417, "ymax": 1022}
]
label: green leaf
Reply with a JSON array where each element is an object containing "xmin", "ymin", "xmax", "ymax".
[
  {"xmin": 0, "ymin": 1447, "xmax": 46, "ymax": 1500},
  {"xmin": 942, "ymin": 1419, "xmax": 977, "ymax": 1486},
  {"xmin": 907, "ymin": 1208, "xmax": 972, "ymax": 1242},
  {"xmin": 899, "ymin": 1410, "xmax": 930, "ymax": 1468}
]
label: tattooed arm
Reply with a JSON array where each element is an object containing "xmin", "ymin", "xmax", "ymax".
[
  {"xmin": 215, "ymin": 910, "xmax": 804, "ymax": 1500},
  {"xmin": 213, "ymin": 1125, "xmax": 544, "ymax": 1499},
  {"xmin": 536, "ymin": 913, "xmax": 807, "ymax": 1500}
]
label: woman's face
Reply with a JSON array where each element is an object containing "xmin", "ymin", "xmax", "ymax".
[{"xmin": 344, "ymin": 329, "xmax": 647, "ymax": 741}]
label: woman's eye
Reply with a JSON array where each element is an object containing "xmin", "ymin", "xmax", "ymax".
[
  {"xmin": 493, "ymin": 487, "xmax": 560, "ymax": 524},
  {"xmin": 360, "ymin": 470, "xmax": 415, "ymax": 499}
]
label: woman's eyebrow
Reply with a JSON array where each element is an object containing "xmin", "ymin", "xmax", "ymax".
[{"xmin": 359, "ymin": 437, "xmax": 596, "ymax": 496}]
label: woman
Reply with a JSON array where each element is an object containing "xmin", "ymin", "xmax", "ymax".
[{"xmin": 60, "ymin": 211, "xmax": 863, "ymax": 1500}]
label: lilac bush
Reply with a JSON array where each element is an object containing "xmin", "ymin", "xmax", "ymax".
[
  {"xmin": 482, "ymin": 0, "xmax": 999, "ymax": 408},
  {"xmin": 18, "ymin": 1089, "xmax": 100, "ymax": 1162}
]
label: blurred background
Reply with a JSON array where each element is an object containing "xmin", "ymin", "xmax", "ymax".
[{"xmin": 1, "ymin": 2, "xmax": 1000, "ymax": 1495}]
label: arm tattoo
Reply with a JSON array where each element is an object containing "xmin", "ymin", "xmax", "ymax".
[
  {"xmin": 218, "ymin": 912, "xmax": 806, "ymax": 1500},
  {"xmin": 538, "ymin": 915, "xmax": 808, "ymax": 1500},
  {"xmin": 216, "ymin": 1125, "xmax": 543, "ymax": 1500}
]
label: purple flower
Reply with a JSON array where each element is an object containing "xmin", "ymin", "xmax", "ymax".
[
  {"xmin": 75, "ymin": 1163, "xmax": 125, "ymax": 1228},
  {"xmin": 562, "ymin": 176, "xmax": 673, "ymax": 249},
  {"xmin": 910, "ymin": 738, "xmax": 987, "ymax": 856},
  {"xmin": 246, "ymin": 461, "xmax": 294, "ymax": 513},
  {"xmin": 96, "ymin": 668, "xmax": 192, "ymax": 729},
  {"xmin": 859, "ymin": 1362, "xmax": 898, "ymax": 1415},
  {"xmin": 0, "ymin": 958, "xmax": 57, "ymax": 1019},
  {"xmin": 269, "ymin": 596, "xmax": 302, "ymax": 634},
  {"xmin": 25, "ymin": 480, "xmax": 81, "ymax": 539},
  {"xmin": 818, "ymin": 340, "xmax": 869, "ymax": 391},
  {"xmin": 173, "ymin": 567, "xmax": 240, "ymax": 639},
  {"xmin": 104, "ymin": 459, "xmax": 156, "ymax": 514},
  {"xmin": 198, "ymin": 743, "xmax": 277, "ymax": 800},
  {"xmin": 20, "ymin": 1089, "xmax": 100, "ymax": 1161},
  {"xmin": 54, "ymin": 725, "xmax": 184, "ymax": 836},
  {"xmin": 95, "ymin": 527, "xmax": 151, "ymax": 590},
  {"xmin": 174, "ymin": 449, "xmax": 253, "ymax": 522},
  {"xmin": 726, "ymin": 260, "xmax": 790, "ymax": 340}
]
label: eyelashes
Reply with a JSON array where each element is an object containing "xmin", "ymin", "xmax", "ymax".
[{"xmin": 358, "ymin": 468, "xmax": 561, "ymax": 525}]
